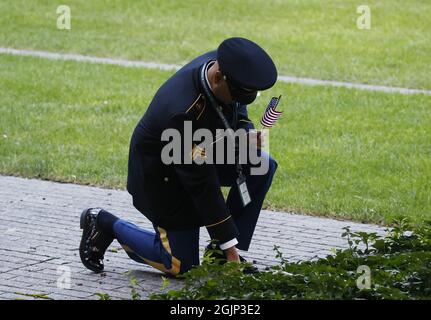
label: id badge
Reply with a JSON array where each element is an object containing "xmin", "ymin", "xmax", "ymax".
[{"xmin": 236, "ymin": 175, "xmax": 251, "ymax": 207}]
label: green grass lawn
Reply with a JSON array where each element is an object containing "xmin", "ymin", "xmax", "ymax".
[
  {"xmin": 1, "ymin": 0, "xmax": 430, "ymax": 89},
  {"xmin": 1, "ymin": 54, "xmax": 430, "ymax": 225}
]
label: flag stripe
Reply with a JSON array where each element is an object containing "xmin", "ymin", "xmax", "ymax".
[{"xmin": 260, "ymin": 96, "xmax": 282, "ymax": 128}]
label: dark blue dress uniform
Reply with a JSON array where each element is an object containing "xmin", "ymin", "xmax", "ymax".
[{"xmin": 105, "ymin": 38, "xmax": 278, "ymax": 275}]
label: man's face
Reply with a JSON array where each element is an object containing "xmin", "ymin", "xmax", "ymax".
[
  {"xmin": 211, "ymin": 62, "xmax": 258, "ymax": 106},
  {"xmin": 211, "ymin": 62, "xmax": 235, "ymax": 105}
]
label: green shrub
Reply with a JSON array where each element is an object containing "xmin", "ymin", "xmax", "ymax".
[{"xmin": 150, "ymin": 219, "xmax": 431, "ymax": 300}]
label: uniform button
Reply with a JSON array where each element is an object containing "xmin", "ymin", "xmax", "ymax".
[{"xmin": 164, "ymin": 177, "xmax": 169, "ymax": 182}]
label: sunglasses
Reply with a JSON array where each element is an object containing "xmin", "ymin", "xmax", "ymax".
[{"xmin": 222, "ymin": 74, "xmax": 258, "ymax": 105}]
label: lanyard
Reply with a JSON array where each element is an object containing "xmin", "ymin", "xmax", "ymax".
[{"xmin": 199, "ymin": 62, "xmax": 244, "ymax": 178}]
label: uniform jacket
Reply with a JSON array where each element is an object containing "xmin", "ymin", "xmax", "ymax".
[{"xmin": 127, "ymin": 51, "xmax": 254, "ymax": 243}]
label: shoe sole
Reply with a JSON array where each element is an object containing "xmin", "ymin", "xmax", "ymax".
[
  {"xmin": 79, "ymin": 208, "xmax": 89, "ymax": 230},
  {"xmin": 79, "ymin": 208, "xmax": 104, "ymax": 273}
]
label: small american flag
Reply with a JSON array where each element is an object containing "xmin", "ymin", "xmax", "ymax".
[{"xmin": 260, "ymin": 95, "xmax": 282, "ymax": 128}]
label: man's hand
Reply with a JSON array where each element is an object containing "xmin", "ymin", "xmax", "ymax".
[{"xmin": 224, "ymin": 246, "xmax": 240, "ymax": 262}]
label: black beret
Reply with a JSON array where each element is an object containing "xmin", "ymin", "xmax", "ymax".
[{"xmin": 217, "ymin": 37, "xmax": 278, "ymax": 91}]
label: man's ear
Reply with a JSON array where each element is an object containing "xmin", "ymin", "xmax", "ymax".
[{"xmin": 214, "ymin": 70, "xmax": 224, "ymax": 85}]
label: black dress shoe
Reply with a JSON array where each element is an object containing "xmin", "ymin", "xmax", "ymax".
[
  {"xmin": 79, "ymin": 208, "xmax": 114, "ymax": 273},
  {"xmin": 239, "ymin": 255, "xmax": 260, "ymax": 274},
  {"xmin": 204, "ymin": 244, "xmax": 260, "ymax": 274}
]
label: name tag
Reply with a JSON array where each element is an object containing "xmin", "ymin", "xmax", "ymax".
[{"xmin": 236, "ymin": 175, "xmax": 251, "ymax": 207}]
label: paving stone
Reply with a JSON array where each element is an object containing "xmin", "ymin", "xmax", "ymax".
[{"xmin": 0, "ymin": 175, "xmax": 386, "ymax": 300}]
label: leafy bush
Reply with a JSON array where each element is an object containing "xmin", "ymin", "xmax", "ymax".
[{"xmin": 150, "ymin": 219, "xmax": 431, "ymax": 300}]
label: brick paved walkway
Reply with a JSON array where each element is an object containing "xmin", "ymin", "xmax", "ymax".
[{"xmin": 0, "ymin": 175, "xmax": 385, "ymax": 300}]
